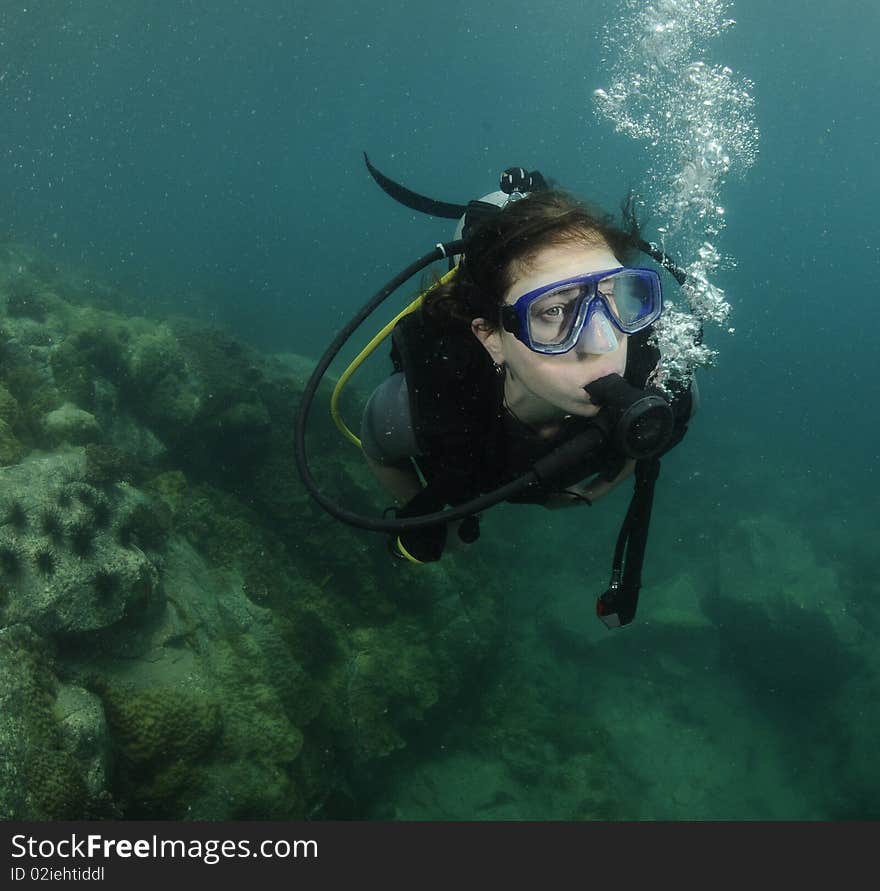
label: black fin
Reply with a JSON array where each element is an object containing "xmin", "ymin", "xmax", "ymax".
[{"xmin": 364, "ymin": 152, "xmax": 467, "ymax": 220}]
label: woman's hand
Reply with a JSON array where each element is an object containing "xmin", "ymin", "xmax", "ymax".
[
  {"xmin": 545, "ymin": 457, "xmax": 637, "ymax": 509},
  {"xmin": 582, "ymin": 457, "xmax": 637, "ymax": 501}
]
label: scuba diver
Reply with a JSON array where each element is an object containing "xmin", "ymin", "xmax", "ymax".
[{"xmin": 294, "ymin": 157, "xmax": 696, "ymax": 628}]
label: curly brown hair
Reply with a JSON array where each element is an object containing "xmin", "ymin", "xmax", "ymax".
[{"xmin": 423, "ymin": 189, "xmax": 642, "ymax": 331}]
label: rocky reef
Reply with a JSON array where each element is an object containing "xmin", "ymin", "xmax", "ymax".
[{"xmin": 0, "ymin": 242, "xmax": 503, "ymax": 819}]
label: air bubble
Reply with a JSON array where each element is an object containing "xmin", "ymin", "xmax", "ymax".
[{"xmin": 593, "ymin": 0, "xmax": 759, "ymax": 388}]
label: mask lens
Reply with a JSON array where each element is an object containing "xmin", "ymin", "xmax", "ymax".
[
  {"xmin": 599, "ymin": 270, "xmax": 656, "ymax": 329},
  {"xmin": 527, "ymin": 285, "xmax": 586, "ymax": 347}
]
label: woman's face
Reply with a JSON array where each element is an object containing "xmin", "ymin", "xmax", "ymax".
[{"xmin": 473, "ymin": 241, "xmax": 628, "ymax": 420}]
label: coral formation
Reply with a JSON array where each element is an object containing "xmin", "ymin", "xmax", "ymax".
[
  {"xmin": 42, "ymin": 403, "xmax": 102, "ymax": 446},
  {"xmin": 97, "ymin": 683, "xmax": 222, "ymax": 818},
  {"xmin": 0, "ymin": 451, "xmax": 162, "ymax": 635},
  {"xmin": 0, "ymin": 625, "xmax": 111, "ymax": 819}
]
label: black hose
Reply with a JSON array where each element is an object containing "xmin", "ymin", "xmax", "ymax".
[{"xmin": 293, "ymin": 241, "xmax": 602, "ymax": 533}]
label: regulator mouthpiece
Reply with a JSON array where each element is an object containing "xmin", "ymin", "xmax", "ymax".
[{"xmin": 584, "ymin": 374, "xmax": 674, "ymax": 459}]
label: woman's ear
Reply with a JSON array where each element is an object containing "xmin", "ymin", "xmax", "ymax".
[{"xmin": 471, "ymin": 319, "xmax": 505, "ymax": 365}]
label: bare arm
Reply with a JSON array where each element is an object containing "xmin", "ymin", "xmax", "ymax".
[{"xmin": 363, "ymin": 453, "xmax": 423, "ymax": 507}]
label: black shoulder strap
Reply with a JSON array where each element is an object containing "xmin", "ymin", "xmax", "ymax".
[
  {"xmin": 596, "ymin": 456, "xmax": 662, "ymax": 627},
  {"xmin": 623, "ymin": 327, "xmax": 658, "ymax": 387}
]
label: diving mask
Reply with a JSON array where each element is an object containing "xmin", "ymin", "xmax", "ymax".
[{"xmin": 500, "ymin": 267, "xmax": 663, "ymax": 355}]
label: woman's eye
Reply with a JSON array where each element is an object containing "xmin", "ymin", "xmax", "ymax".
[{"xmin": 541, "ymin": 305, "xmax": 564, "ymax": 318}]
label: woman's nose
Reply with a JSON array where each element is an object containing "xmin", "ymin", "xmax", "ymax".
[{"xmin": 575, "ymin": 307, "xmax": 619, "ymax": 355}]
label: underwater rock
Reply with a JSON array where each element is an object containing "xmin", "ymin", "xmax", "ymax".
[
  {"xmin": 142, "ymin": 373, "xmax": 203, "ymax": 432},
  {"xmin": 0, "ymin": 624, "xmax": 110, "ymax": 819},
  {"xmin": 0, "ymin": 449, "xmax": 161, "ymax": 635},
  {"xmin": 0, "ymin": 383, "xmax": 20, "ymax": 425},
  {"xmin": 343, "ymin": 626, "xmax": 441, "ymax": 762},
  {"xmin": 0, "ymin": 248, "xmax": 506, "ymax": 821},
  {"xmin": 53, "ymin": 537, "xmax": 314, "ymax": 820},
  {"xmin": 54, "ymin": 683, "xmax": 111, "ymax": 800},
  {"xmin": 216, "ymin": 400, "xmax": 270, "ymax": 435},
  {"xmin": 84, "ymin": 443, "xmax": 140, "ymax": 487},
  {"xmin": 0, "ymin": 419, "xmax": 24, "ymax": 465},
  {"xmin": 100, "ymin": 413, "xmax": 167, "ymax": 467},
  {"xmin": 5, "ymin": 278, "xmax": 63, "ymax": 322},
  {"xmin": 706, "ymin": 513, "xmax": 860, "ymax": 709},
  {"xmin": 125, "ymin": 328, "xmax": 186, "ymax": 394},
  {"xmin": 123, "ymin": 328, "xmax": 205, "ymax": 436},
  {"xmin": 713, "ymin": 514, "xmax": 859, "ymax": 642},
  {"xmin": 42, "ymin": 403, "xmax": 102, "ymax": 446},
  {"xmin": 0, "ymin": 625, "xmax": 36, "ymax": 819},
  {"xmin": 98, "ymin": 682, "xmax": 222, "ymax": 818},
  {"xmin": 145, "ymin": 470, "xmax": 189, "ymax": 515}
]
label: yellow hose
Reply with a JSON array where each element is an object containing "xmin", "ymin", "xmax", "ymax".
[{"xmin": 330, "ymin": 266, "xmax": 458, "ymax": 448}]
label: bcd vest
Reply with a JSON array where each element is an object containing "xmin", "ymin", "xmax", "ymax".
[{"xmin": 390, "ymin": 309, "xmax": 692, "ymax": 508}]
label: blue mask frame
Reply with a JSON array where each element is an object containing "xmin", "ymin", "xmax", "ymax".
[{"xmin": 500, "ymin": 266, "xmax": 663, "ymax": 355}]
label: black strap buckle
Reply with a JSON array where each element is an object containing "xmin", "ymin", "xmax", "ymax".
[{"xmin": 596, "ymin": 583, "xmax": 641, "ymax": 628}]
